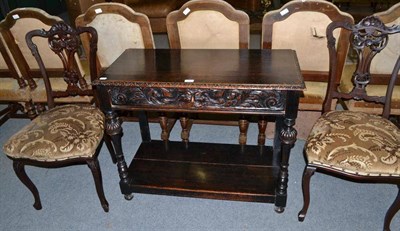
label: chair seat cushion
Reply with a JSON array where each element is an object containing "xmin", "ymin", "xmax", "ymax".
[
  {"xmin": 3, "ymin": 104, "xmax": 104, "ymax": 162},
  {"xmin": 305, "ymin": 111, "xmax": 400, "ymax": 177},
  {"xmin": 0, "ymin": 78, "xmax": 31, "ymax": 101}
]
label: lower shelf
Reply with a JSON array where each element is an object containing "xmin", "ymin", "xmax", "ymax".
[{"xmin": 125, "ymin": 140, "xmax": 280, "ymax": 203}]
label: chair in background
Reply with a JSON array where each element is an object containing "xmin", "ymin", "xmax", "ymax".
[
  {"xmin": 166, "ymin": 0, "xmax": 250, "ymax": 144},
  {"xmin": 339, "ymin": 2, "xmax": 400, "ymax": 120},
  {"xmin": 262, "ymin": 0, "xmax": 354, "ymax": 139},
  {"xmin": 76, "ymin": 2, "xmax": 155, "ymax": 75},
  {"xmin": 75, "ymin": 2, "xmax": 176, "ymax": 141},
  {"xmin": 2, "ymin": 21, "xmax": 109, "ymax": 212},
  {"xmin": 298, "ymin": 16, "xmax": 400, "ymax": 231},
  {"xmin": 0, "ymin": 8, "xmax": 92, "ymax": 114},
  {"xmin": 0, "ymin": 35, "xmax": 35, "ymax": 125}
]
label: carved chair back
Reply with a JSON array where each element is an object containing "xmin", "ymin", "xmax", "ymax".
[
  {"xmin": 25, "ymin": 22, "xmax": 98, "ymax": 109},
  {"xmin": 339, "ymin": 2, "xmax": 400, "ymax": 115},
  {"xmin": 262, "ymin": 0, "xmax": 354, "ymax": 111},
  {"xmin": 76, "ymin": 2, "xmax": 155, "ymax": 75},
  {"xmin": 0, "ymin": 8, "xmax": 93, "ymax": 109},
  {"xmin": 166, "ymin": 0, "xmax": 250, "ymax": 49},
  {"xmin": 324, "ymin": 16, "xmax": 400, "ymax": 118}
]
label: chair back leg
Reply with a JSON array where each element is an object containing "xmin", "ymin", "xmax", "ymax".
[{"xmin": 13, "ymin": 161, "xmax": 42, "ymax": 210}]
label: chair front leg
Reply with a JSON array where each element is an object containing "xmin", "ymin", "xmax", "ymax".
[
  {"xmin": 383, "ymin": 184, "xmax": 400, "ymax": 231},
  {"xmin": 86, "ymin": 158, "xmax": 109, "ymax": 212},
  {"xmin": 13, "ymin": 161, "xmax": 42, "ymax": 210},
  {"xmin": 298, "ymin": 165, "xmax": 316, "ymax": 221}
]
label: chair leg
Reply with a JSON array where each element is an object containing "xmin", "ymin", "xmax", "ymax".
[
  {"xmin": 86, "ymin": 159, "xmax": 109, "ymax": 212},
  {"xmin": 383, "ymin": 185, "xmax": 400, "ymax": 231},
  {"xmin": 12, "ymin": 161, "xmax": 42, "ymax": 210},
  {"xmin": 298, "ymin": 165, "xmax": 316, "ymax": 222}
]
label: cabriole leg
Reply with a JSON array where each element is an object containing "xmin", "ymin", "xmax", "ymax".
[
  {"xmin": 298, "ymin": 165, "xmax": 316, "ymax": 221},
  {"xmin": 13, "ymin": 161, "xmax": 42, "ymax": 210}
]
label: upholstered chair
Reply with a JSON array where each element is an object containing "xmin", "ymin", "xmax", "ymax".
[
  {"xmin": 262, "ymin": 0, "xmax": 354, "ymax": 139},
  {"xmin": 75, "ymin": 2, "xmax": 176, "ymax": 141},
  {"xmin": 339, "ymin": 2, "xmax": 400, "ymax": 116},
  {"xmin": 2, "ymin": 22, "xmax": 109, "ymax": 212},
  {"xmin": 75, "ymin": 2, "xmax": 155, "ymax": 76},
  {"xmin": 0, "ymin": 35, "xmax": 35, "ymax": 125},
  {"xmin": 166, "ymin": 0, "xmax": 250, "ymax": 144},
  {"xmin": 298, "ymin": 16, "xmax": 400, "ymax": 231},
  {"xmin": 0, "ymin": 8, "xmax": 93, "ymax": 113}
]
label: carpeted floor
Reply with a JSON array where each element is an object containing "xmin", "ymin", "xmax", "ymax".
[{"xmin": 0, "ymin": 117, "xmax": 399, "ymax": 231}]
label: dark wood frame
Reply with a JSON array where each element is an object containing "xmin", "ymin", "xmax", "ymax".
[
  {"xmin": 298, "ymin": 16, "xmax": 400, "ymax": 231},
  {"xmin": 93, "ymin": 48, "xmax": 305, "ymax": 213},
  {"xmin": 7, "ymin": 21, "xmax": 110, "ymax": 212},
  {"xmin": 166, "ymin": 0, "xmax": 250, "ymax": 49}
]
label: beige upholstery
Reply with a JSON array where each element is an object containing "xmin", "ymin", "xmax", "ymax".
[
  {"xmin": 177, "ymin": 10, "xmax": 240, "ymax": 49},
  {"xmin": 0, "ymin": 78, "xmax": 31, "ymax": 101},
  {"xmin": 271, "ymin": 12, "xmax": 340, "ymax": 72},
  {"xmin": 0, "ymin": 33, "xmax": 34, "ymax": 122},
  {"xmin": 167, "ymin": 0, "xmax": 250, "ymax": 49},
  {"xmin": 9, "ymin": 18, "xmax": 63, "ymax": 69},
  {"xmin": 305, "ymin": 111, "xmax": 400, "ymax": 176},
  {"xmin": 3, "ymin": 104, "xmax": 104, "ymax": 161},
  {"xmin": 262, "ymin": 0, "xmax": 354, "ymax": 111},
  {"xmin": 76, "ymin": 2, "xmax": 155, "ymax": 70},
  {"xmin": 370, "ymin": 5, "xmax": 400, "ymax": 75}
]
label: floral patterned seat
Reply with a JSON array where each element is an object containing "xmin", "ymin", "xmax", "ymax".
[
  {"xmin": 297, "ymin": 12, "xmax": 400, "ymax": 231},
  {"xmin": 1, "ymin": 21, "xmax": 110, "ymax": 213},
  {"xmin": 3, "ymin": 104, "xmax": 104, "ymax": 162},
  {"xmin": 305, "ymin": 110, "xmax": 400, "ymax": 177}
]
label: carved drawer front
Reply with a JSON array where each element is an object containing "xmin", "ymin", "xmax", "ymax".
[{"xmin": 109, "ymin": 87, "xmax": 286, "ymax": 112}]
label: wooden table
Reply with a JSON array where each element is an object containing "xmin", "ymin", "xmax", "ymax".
[{"xmin": 93, "ymin": 49, "xmax": 304, "ymax": 212}]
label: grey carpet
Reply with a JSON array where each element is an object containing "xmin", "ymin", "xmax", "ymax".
[{"xmin": 0, "ymin": 118, "xmax": 399, "ymax": 231}]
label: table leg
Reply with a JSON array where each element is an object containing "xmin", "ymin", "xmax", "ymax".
[
  {"xmin": 105, "ymin": 111, "xmax": 132, "ymax": 199},
  {"xmin": 275, "ymin": 117, "xmax": 297, "ymax": 213}
]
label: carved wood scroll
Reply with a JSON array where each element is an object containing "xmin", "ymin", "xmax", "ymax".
[{"xmin": 109, "ymin": 86, "xmax": 286, "ymax": 112}]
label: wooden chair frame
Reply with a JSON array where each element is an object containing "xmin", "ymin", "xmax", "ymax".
[
  {"xmin": 5, "ymin": 21, "xmax": 110, "ymax": 212},
  {"xmin": 298, "ymin": 16, "xmax": 400, "ymax": 231}
]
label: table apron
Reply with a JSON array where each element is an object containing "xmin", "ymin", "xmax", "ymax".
[{"xmin": 106, "ymin": 86, "xmax": 288, "ymax": 114}]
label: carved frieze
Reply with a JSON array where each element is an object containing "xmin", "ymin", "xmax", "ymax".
[{"xmin": 109, "ymin": 87, "xmax": 285, "ymax": 112}]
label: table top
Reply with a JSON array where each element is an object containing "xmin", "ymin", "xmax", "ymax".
[{"xmin": 93, "ymin": 49, "xmax": 305, "ymax": 91}]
